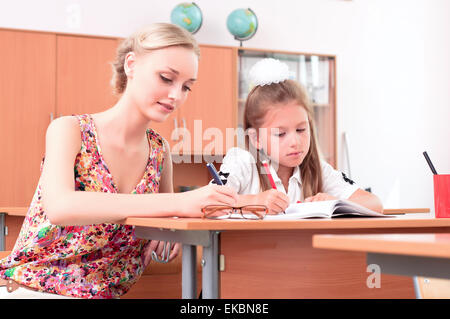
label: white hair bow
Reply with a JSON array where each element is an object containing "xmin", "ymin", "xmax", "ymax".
[{"xmin": 248, "ymin": 58, "xmax": 295, "ymax": 87}]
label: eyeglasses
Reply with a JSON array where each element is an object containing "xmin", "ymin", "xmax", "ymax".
[{"xmin": 201, "ymin": 205, "xmax": 268, "ymax": 220}]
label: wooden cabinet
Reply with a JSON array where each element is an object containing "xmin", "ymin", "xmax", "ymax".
[
  {"xmin": 181, "ymin": 45, "xmax": 237, "ymax": 156},
  {"xmin": 0, "ymin": 30, "xmax": 56, "ymax": 206},
  {"xmin": 0, "ymin": 29, "xmax": 120, "ymax": 207},
  {"xmin": 56, "ymin": 35, "xmax": 119, "ymax": 116},
  {"xmin": 152, "ymin": 45, "xmax": 237, "ymax": 157}
]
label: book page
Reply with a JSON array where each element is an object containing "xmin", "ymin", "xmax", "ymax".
[
  {"xmin": 332, "ymin": 200, "xmax": 386, "ymax": 217},
  {"xmin": 264, "ymin": 200, "xmax": 338, "ymax": 220},
  {"xmin": 264, "ymin": 200, "xmax": 388, "ymax": 220}
]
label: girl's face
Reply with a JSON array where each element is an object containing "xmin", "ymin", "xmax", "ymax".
[
  {"xmin": 252, "ymin": 101, "xmax": 311, "ymax": 168},
  {"xmin": 125, "ymin": 46, "xmax": 198, "ymax": 122}
]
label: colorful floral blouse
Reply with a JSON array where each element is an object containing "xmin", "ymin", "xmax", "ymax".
[{"xmin": 0, "ymin": 114, "xmax": 165, "ymax": 298}]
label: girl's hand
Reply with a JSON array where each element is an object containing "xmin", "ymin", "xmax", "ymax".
[
  {"xmin": 180, "ymin": 184, "xmax": 238, "ymax": 217},
  {"xmin": 257, "ymin": 189, "xmax": 289, "ymax": 214},
  {"xmin": 144, "ymin": 241, "xmax": 180, "ymax": 266},
  {"xmin": 304, "ymin": 192, "xmax": 337, "ymax": 202}
]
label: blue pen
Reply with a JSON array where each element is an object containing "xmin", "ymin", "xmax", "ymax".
[{"xmin": 206, "ymin": 163, "xmax": 223, "ymax": 185}]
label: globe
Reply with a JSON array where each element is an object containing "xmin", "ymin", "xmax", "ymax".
[
  {"xmin": 170, "ymin": 2, "xmax": 203, "ymax": 34},
  {"xmin": 226, "ymin": 8, "xmax": 258, "ymax": 42}
]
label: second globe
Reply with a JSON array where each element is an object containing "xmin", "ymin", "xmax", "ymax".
[{"xmin": 226, "ymin": 8, "xmax": 258, "ymax": 44}]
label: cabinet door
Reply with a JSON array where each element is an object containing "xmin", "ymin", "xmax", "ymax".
[
  {"xmin": 179, "ymin": 46, "xmax": 237, "ymax": 155},
  {"xmin": 56, "ymin": 35, "xmax": 118, "ymax": 116},
  {"xmin": 0, "ymin": 30, "xmax": 56, "ymax": 206}
]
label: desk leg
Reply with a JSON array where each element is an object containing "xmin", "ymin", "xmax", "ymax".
[
  {"xmin": 0, "ymin": 213, "xmax": 5, "ymax": 251},
  {"xmin": 413, "ymin": 277, "xmax": 422, "ymax": 299},
  {"xmin": 182, "ymin": 244, "xmax": 197, "ymax": 299},
  {"xmin": 202, "ymin": 231, "xmax": 219, "ymax": 299}
]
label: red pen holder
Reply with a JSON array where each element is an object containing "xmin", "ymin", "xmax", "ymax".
[{"xmin": 434, "ymin": 174, "xmax": 450, "ymax": 218}]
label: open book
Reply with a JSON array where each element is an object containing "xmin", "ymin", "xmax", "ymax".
[{"xmin": 264, "ymin": 199, "xmax": 388, "ymax": 220}]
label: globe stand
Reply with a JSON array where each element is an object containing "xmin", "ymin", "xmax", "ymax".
[
  {"xmin": 235, "ymin": 38, "xmax": 244, "ymax": 47},
  {"xmin": 234, "ymin": 36, "xmax": 255, "ymax": 47},
  {"xmin": 234, "ymin": 30, "xmax": 257, "ymax": 47}
]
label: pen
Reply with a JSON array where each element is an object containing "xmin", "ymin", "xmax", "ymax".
[
  {"xmin": 261, "ymin": 160, "xmax": 277, "ymax": 190},
  {"xmin": 262, "ymin": 161, "xmax": 286, "ymax": 214},
  {"xmin": 423, "ymin": 151, "xmax": 438, "ymax": 175},
  {"xmin": 206, "ymin": 163, "xmax": 223, "ymax": 185}
]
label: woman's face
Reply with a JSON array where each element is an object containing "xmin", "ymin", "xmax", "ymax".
[
  {"xmin": 125, "ymin": 46, "xmax": 198, "ymax": 122},
  {"xmin": 252, "ymin": 101, "xmax": 311, "ymax": 168}
]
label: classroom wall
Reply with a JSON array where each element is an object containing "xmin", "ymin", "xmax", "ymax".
[{"xmin": 1, "ymin": 0, "xmax": 449, "ymax": 212}]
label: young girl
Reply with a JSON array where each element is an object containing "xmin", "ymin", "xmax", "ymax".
[
  {"xmin": 216, "ymin": 58, "xmax": 382, "ymax": 214},
  {"xmin": 0, "ymin": 23, "xmax": 237, "ymax": 299}
]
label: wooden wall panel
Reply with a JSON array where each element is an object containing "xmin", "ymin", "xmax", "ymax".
[
  {"xmin": 152, "ymin": 45, "xmax": 238, "ymax": 155},
  {"xmin": 180, "ymin": 46, "xmax": 237, "ymax": 155},
  {"xmin": 0, "ymin": 30, "xmax": 56, "ymax": 206},
  {"xmin": 56, "ymin": 35, "xmax": 118, "ymax": 116}
]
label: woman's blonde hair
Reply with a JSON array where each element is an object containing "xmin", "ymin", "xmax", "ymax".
[
  {"xmin": 111, "ymin": 23, "xmax": 200, "ymax": 95},
  {"xmin": 243, "ymin": 79, "xmax": 323, "ymax": 198}
]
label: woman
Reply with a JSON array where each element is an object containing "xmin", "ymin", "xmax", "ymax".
[{"xmin": 0, "ymin": 23, "xmax": 237, "ymax": 299}]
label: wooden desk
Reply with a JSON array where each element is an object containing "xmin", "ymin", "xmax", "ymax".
[
  {"xmin": 312, "ymin": 233, "xmax": 450, "ymax": 293},
  {"xmin": 0, "ymin": 207, "xmax": 428, "ymax": 219},
  {"xmin": 0, "ymin": 207, "xmax": 428, "ymax": 250},
  {"xmin": 0, "ymin": 206, "xmax": 438, "ymax": 298},
  {"xmin": 124, "ymin": 216, "xmax": 450, "ymax": 299}
]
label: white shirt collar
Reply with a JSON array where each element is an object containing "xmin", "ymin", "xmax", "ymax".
[
  {"xmin": 291, "ymin": 165, "xmax": 301, "ymax": 184},
  {"xmin": 269, "ymin": 163, "xmax": 302, "ymax": 186}
]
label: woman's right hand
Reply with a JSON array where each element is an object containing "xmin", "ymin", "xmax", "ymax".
[
  {"xmin": 179, "ymin": 184, "xmax": 238, "ymax": 217},
  {"xmin": 256, "ymin": 189, "xmax": 289, "ymax": 214}
]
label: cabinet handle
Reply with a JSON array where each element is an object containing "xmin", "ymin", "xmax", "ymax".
[
  {"xmin": 173, "ymin": 118, "xmax": 179, "ymax": 141},
  {"xmin": 50, "ymin": 113, "xmax": 54, "ymax": 122},
  {"xmin": 182, "ymin": 118, "xmax": 187, "ymax": 141}
]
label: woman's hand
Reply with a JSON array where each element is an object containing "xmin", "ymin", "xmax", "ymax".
[
  {"xmin": 143, "ymin": 241, "xmax": 180, "ymax": 266},
  {"xmin": 179, "ymin": 184, "xmax": 238, "ymax": 217},
  {"xmin": 256, "ymin": 189, "xmax": 289, "ymax": 214},
  {"xmin": 304, "ymin": 192, "xmax": 337, "ymax": 202}
]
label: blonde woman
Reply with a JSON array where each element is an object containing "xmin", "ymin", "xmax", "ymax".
[
  {"xmin": 0, "ymin": 23, "xmax": 237, "ymax": 299},
  {"xmin": 215, "ymin": 58, "xmax": 382, "ymax": 214}
]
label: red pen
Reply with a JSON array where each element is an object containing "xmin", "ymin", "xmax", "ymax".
[{"xmin": 262, "ymin": 161, "xmax": 277, "ymax": 189}]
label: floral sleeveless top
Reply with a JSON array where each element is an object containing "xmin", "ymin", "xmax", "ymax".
[{"xmin": 0, "ymin": 114, "xmax": 165, "ymax": 298}]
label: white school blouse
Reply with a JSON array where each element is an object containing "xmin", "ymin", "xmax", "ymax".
[{"xmin": 216, "ymin": 147, "xmax": 359, "ymax": 204}]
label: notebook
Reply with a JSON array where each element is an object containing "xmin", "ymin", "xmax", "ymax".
[{"xmin": 264, "ymin": 199, "xmax": 388, "ymax": 220}]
